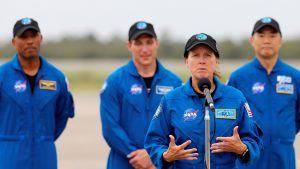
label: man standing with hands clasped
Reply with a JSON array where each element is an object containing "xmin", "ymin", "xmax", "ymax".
[{"xmin": 100, "ymin": 21, "xmax": 182, "ymax": 169}]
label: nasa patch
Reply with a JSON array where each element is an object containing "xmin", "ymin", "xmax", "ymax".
[
  {"xmin": 130, "ymin": 84, "xmax": 143, "ymax": 95},
  {"xmin": 14, "ymin": 80, "xmax": 27, "ymax": 93},
  {"xmin": 183, "ymin": 108, "xmax": 199, "ymax": 121},
  {"xmin": 252, "ymin": 82, "xmax": 265, "ymax": 94}
]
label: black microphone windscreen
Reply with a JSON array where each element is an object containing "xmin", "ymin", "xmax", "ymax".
[{"xmin": 198, "ymin": 78, "xmax": 211, "ymax": 92}]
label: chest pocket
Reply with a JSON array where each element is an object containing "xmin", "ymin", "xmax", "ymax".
[
  {"xmin": 273, "ymin": 89, "xmax": 296, "ymax": 113},
  {"xmin": 34, "ymin": 84, "xmax": 59, "ymax": 111},
  {"xmin": 214, "ymin": 116, "xmax": 239, "ymax": 137}
]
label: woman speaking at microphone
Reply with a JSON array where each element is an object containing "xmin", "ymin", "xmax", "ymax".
[{"xmin": 144, "ymin": 33, "xmax": 262, "ymax": 169}]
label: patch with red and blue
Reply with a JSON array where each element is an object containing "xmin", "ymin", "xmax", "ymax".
[
  {"xmin": 14, "ymin": 80, "xmax": 27, "ymax": 93},
  {"xmin": 252, "ymin": 82, "xmax": 265, "ymax": 94},
  {"xmin": 183, "ymin": 108, "xmax": 199, "ymax": 121},
  {"xmin": 244, "ymin": 103, "xmax": 253, "ymax": 118},
  {"xmin": 130, "ymin": 84, "xmax": 143, "ymax": 95}
]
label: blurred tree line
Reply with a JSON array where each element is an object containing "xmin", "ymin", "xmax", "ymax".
[{"xmin": 1, "ymin": 33, "xmax": 300, "ymax": 59}]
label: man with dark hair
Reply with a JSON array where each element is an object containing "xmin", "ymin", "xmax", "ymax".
[
  {"xmin": 0, "ymin": 17, "xmax": 74, "ymax": 169},
  {"xmin": 100, "ymin": 21, "xmax": 182, "ymax": 169},
  {"xmin": 227, "ymin": 17, "xmax": 300, "ymax": 169}
]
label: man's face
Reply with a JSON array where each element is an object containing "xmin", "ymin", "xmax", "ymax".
[
  {"xmin": 12, "ymin": 29, "xmax": 42, "ymax": 60},
  {"xmin": 250, "ymin": 26, "xmax": 282, "ymax": 60},
  {"xmin": 127, "ymin": 34, "xmax": 159, "ymax": 67}
]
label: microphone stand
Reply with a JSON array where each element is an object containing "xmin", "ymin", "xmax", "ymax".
[
  {"xmin": 204, "ymin": 105, "xmax": 210, "ymax": 169},
  {"xmin": 198, "ymin": 78, "xmax": 215, "ymax": 169}
]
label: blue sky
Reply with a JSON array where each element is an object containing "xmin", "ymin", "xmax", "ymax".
[{"xmin": 2, "ymin": 0, "xmax": 300, "ymax": 42}]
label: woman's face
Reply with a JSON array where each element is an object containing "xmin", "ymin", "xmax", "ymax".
[{"xmin": 185, "ymin": 44, "xmax": 219, "ymax": 82}]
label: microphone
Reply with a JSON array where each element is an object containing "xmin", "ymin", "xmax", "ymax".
[{"xmin": 198, "ymin": 78, "xmax": 215, "ymax": 110}]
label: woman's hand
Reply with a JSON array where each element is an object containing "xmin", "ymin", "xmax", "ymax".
[
  {"xmin": 163, "ymin": 135, "xmax": 199, "ymax": 162},
  {"xmin": 211, "ymin": 126, "xmax": 248, "ymax": 155}
]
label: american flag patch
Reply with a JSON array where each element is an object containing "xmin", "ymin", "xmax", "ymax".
[{"xmin": 244, "ymin": 103, "xmax": 253, "ymax": 118}]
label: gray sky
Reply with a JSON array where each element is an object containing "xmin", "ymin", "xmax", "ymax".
[{"xmin": 2, "ymin": 0, "xmax": 300, "ymax": 42}]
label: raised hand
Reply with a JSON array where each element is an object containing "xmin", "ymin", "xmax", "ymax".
[
  {"xmin": 211, "ymin": 126, "xmax": 247, "ymax": 155},
  {"xmin": 163, "ymin": 135, "xmax": 198, "ymax": 162}
]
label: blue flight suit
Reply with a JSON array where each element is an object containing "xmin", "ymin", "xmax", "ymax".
[
  {"xmin": 227, "ymin": 57, "xmax": 300, "ymax": 169},
  {"xmin": 0, "ymin": 54, "xmax": 74, "ymax": 169},
  {"xmin": 145, "ymin": 77, "xmax": 262, "ymax": 169},
  {"xmin": 100, "ymin": 59, "xmax": 182, "ymax": 169}
]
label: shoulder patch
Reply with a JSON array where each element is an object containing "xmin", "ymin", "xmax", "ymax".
[
  {"xmin": 244, "ymin": 103, "xmax": 253, "ymax": 118},
  {"xmin": 65, "ymin": 77, "xmax": 71, "ymax": 92},
  {"xmin": 153, "ymin": 103, "xmax": 163, "ymax": 120},
  {"xmin": 100, "ymin": 81, "xmax": 107, "ymax": 94}
]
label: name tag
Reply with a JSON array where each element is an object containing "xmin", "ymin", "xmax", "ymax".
[
  {"xmin": 156, "ymin": 86, "xmax": 173, "ymax": 95},
  {"xmin": 39, "ymin": 80, "xmax": 57, "ymax": 90},
  {"xmin": 215, "ymin": 109, "xmax": 236, "ymax": 120},
  {"xmin": 276, "ymin": 83, "xmax": 293, "ymax": 94}
]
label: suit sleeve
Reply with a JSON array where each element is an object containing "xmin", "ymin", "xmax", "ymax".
[
  {"xmin": 237, "ymin": 101, "xmax": 263, "ymax": 165},
  {"xmin": 100, "ymin": 78, "xmax": 137, "ymax": 158},
  {"xmin": 54, "ymin": 76, "xmax": 74, "ymax": 140},
  {"xmin": 295, "ymin": 74, "xmax": 300, "ymax": 133},
  {"xmin": 145, "ymin": 97, "xmax": 172, "ymax": 169}
]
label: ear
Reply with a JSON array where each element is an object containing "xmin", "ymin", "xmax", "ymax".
[
  {"xmin": 278, "ymin": 36, "xmax": 283, "ymax": 48},
  {"xmin": 127, "ymin": 41, "xmax": 132, "ymax": 51},
  {"xmin": 184, "ymin": 57, "xmax": 189, "ymax": 67},
  {"xmin": 155, "ymin": 39, "xmax": 160, "ymax": 48},
  {"xmin": 249, "ymin": 36, "xmax": 253, "ymax": 44},
  {"xmin": 11, "ymin": 38, "xmax": 16, "ymax": 48}
]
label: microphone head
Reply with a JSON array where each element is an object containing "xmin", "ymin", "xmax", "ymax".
[{"xmin": 198, "ymin": 78, "xmax": 211, "ymax": 92}]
